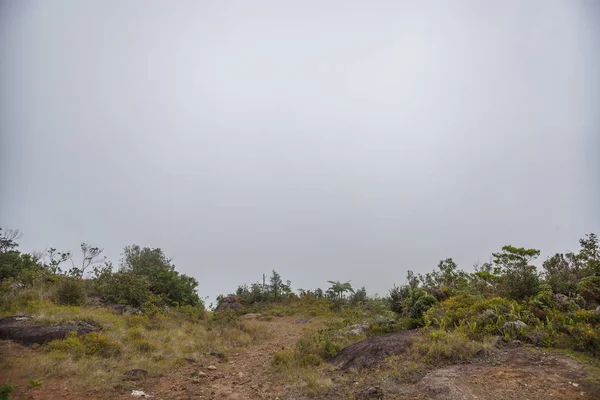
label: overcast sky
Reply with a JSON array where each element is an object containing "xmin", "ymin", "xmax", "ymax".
[{"xmin": 1, "ymin": 1, "xmax": 599, "ymax": 302}]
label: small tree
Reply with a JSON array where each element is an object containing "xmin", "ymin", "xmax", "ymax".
[
  {"xmin": 578, "ymin": 233, "xmax": 600, "ymax": 275},
  {"xmin": 68, "ymin": 243, "xmax": 105, "ymax": 278},
  {"xmin": 0, "ymin": 228, "xmax": 20, "ymax": 253},
  {"xmin": 350, "ymin": 286, "xmax": 367, "ymax": 305},
  {"xmin": 120, "ymin": 245, "xmax": 200, "ymax": 306},
  {"xmin": 493, "ymin": 245, "xmax": 541, "ymax": 300},
  {"xmin": 326, "ymin": 280, "xmax": 354, "ymax": 301},
  {"xmin": 542, "ymin": 252, "xmax": 582, "ymax": 296}
]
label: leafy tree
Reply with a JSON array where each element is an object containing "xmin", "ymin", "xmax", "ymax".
[
  {"xmin": 471, "ymin": 260, "xmax": 502, "ymax": 296},
  {"xmin": 350, "ymin": 286, "xmax": 367, "ymax": 305},
  {"xmin": 388, "ymin": 284, "xmax": 411, "ymax": 315},
  {"xmin": 542, "ymin": 252, "xmax": 582, "ymax": 296},
  {"xmin": 420, "ymin": 258, "xmax": 469, "ymax": 296},
  {"xmin": 0, "ymin": 227, "xmax": 22, "ymax": 281},
  {"xmin": 94, "ymin": 269, "xmax": 152, "ymax": 307},
  {"xmin": 577, "ymin": 276, "xmax": 600, "ymax": 304},
  {"xmin": 578, "ymin": 233, "xmax": 600, "ymax": 275},
  {"xmin": 492, "ymin": 245, "xmax": 541, "ymax": 300},
  {"xmin": 120, "ymin": 245, "xmax": 200, "ymax": 306},
  {"xmin": 269, "ymin": 270, "xmax": 284, "ymax": 298}
]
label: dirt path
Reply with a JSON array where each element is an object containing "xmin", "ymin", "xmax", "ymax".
[
  {"xmin": 135, "ymin": 316, "xmax": 308, "ymax": 400},
  {"xmin": 5, "ymin": 318, "xmax": 600, "ymax": 400}
]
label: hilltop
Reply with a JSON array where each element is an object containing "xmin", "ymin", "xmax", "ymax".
[{"xmin": 1, "ymin": 228, "xmax": 600, "ymax": 399}]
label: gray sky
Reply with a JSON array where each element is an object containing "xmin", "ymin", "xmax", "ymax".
[{"xmin": 1, "ymin": 1, "xmax": 599, "ymax": 302}]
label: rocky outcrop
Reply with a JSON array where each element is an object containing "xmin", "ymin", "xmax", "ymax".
[
  {"xmin": 214, "ymin": 296, "xmax": 243, "ymax": 312},
  {"xmin": 0, "ymin": 325, "xmax": 94, "ymax": 345},
  {"xmin": 0, "ymin": 315, "xmax": 95, "ymax": 345},
  {"xmin": 329, "ymin": 330, "xmax": 418, "ymax": 370}
]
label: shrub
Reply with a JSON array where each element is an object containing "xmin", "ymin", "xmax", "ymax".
[
  {"xmin": 272, "ymin": 350, "xmax": 294, "ymax": 367},
  {"xmin": 133, "ymin": 338, "xmax": 155, "ymax": 353},
  {"xmin": 411, "ymin": 329, "xmax": 487, "ymax": 363},
  {"xmin": 577, "ymin": 276, "xmax": 600, "ymax": 304},
  {"xmin": 94, "ymin": 271, "xmax": 152, "ymax": 308},
  {"xmin": 48, "ymin": 331, "xmax": 122, "ymax": 358},
  {"xmin": 54, "ymin": 278, "xmax": 86, "ymax": 306}
]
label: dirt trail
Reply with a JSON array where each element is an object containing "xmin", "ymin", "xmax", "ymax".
[
  {"xmin": 136, "ymin": 316, "xmax": 308, "ymax": 400},
  {"xmin": 4, "ymin": 317, "xmax": 600, "ymax": 400}
]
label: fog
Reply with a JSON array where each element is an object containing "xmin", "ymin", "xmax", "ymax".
[{"xmin": 1, "ymin": 1, "xmax": 599, "ymax": 301}]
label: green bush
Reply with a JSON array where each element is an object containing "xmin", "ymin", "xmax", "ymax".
[
  {"xmin": 54, "ymin": 278, "xmax": 86, "ymax": 306},
  {"xmin": 48, "ymin": 331, "xmax": 122, "ymax": 358},
  {"xmin": 94, "ymin": 271, "xmax": 152, "ymax": 307},
  {"xmin": 411, "ymin": 329, "xmax": 486, "ymax": 363},
  {"xmin": 577, "ymin": 276, "xmax": 600, "ymax": 304}
]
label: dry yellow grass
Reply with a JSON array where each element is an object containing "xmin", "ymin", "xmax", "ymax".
[{"xmin": 1, "ymin": 305, "xmax": 271, "ymax": 390}]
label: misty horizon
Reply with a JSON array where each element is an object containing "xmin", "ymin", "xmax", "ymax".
[{"xmin": 1, "ymin": 1, "xmax": 599, "ymax": 302}]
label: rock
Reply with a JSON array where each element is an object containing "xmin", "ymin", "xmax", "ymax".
[
  {"xmin": 0, "ymin": 315, "xmax": 32, "ymax": 326},
  {"xmin": 482, "ymin": 309, "xmax": 497, "ymax": 320},
  {"xmin": 237, "ymin": 372, "xmax": 244, "ymax": 378},
  {"xmin": 356, "ymin": 386, "xmax": 385, "ymax": 399},
  {"xmin": 210, "ymin": 351, "xmax": 225, "ymax": 359},
  {"xmin": 207, "ymin": 365, "xmax": 217, "ymax": 370},
  {"xmin": 502, "ymin": 320, "xmax": 527, "ymax": 333},
  {"xmin": 294, "ymin": 318, "xmax": 310, "ymax": 325},
  {"xmin": 0, "ymin": 325, "xmax": 95, "ymax": 345},
  {"xmin": 8, "ymin": 282, "xmax": 24, "ymax": 290},
  {"xmin": 214, "ymin": 296, "xmax": 244, "ymax": 312},
  {"xmin": 525, "ymin": 332, "xmax": 543, "ymax": 346},
  {"xmin": 131, "ymin": 390, "xmax": 152, "ymax": 397},
  {"xmin": 512, "ymin": 340, "xmax": 522, "ymax": 346},
  {"xmin": 554, "ymin": 294, "xmax": 571, "ymax": 311},
  {"xmin": 349, "ymin": 323, "xmax": 369, "ymax": 336},
  {"xmin": 596, "ymin": 306, "xmax": 600, "ymax": 314},
  {"xmin": 122, "ymin": 369, "xmax": 148, "ymax": 381},
  {"xmin": 329, "ymin": 330, "xmax": 417, "ymax": 370}
]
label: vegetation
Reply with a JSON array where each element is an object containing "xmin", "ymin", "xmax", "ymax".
[{"xmin": 1, "ymin": 225, "xmax": 599, "ymax": 397}]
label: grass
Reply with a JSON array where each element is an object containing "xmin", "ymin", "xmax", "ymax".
[
  {"xmin": 0, "ymin": 303, "xmax": 271, "ymax": 391},
  {"xmin": 543, "ymin": 348, "xmax": 600, "ymax": 385}
]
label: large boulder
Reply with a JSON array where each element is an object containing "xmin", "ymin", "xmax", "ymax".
[
  {"xmin": 329, "ymin": 330, "xmax": 417, "ymax": 370},
  {"xmin": 0, "ymin": 315, "xmax": 95, "ymax": 345},
  {"xmin": 215, "ymin": 296, "xmax": 243, "ymax": 312},
  {"xmin": 0, "ymin": 325, "xmax": 94, "ymax": 345}
]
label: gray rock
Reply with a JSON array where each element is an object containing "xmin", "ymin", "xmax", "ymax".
[
  {"xmin": 482, "ymin": 309, "xmax": 497, "ymax": 320},
  {"xmin": 502, "ymin": 320, "xmax": 527, "ymax": 332},
  {"xmin": 0, "ymin": 315, "xmax": 32, "ymax": 326},
  {"xmin": 0, "ymin": 325, "xmax": 94, "ymax": 345},
  {"xmin": 553, "ymin": 294, "xmax": 571, "ymax": 311},
  {"xmin": 349, "ymin": 323, "xmax": 369, "ymax": 336}
]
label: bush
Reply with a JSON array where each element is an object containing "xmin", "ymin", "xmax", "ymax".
[
  {"xmin": 54, "ymin": 278, "xmax": 86, "ymax": 306},
  {"xmin": 94, "ymin": 271, "xmax": 152, "ymax": 307},
  {"xmin": 577, "ymin": 276, "xmax": 600, "ymax": 304},
  {"xmin": 410, "ymin": 329, "xmax": 492, "ymax": 363},
  {"xmin": 48, "ymin": 331, "xmax": 122, "ymax": 358}
]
